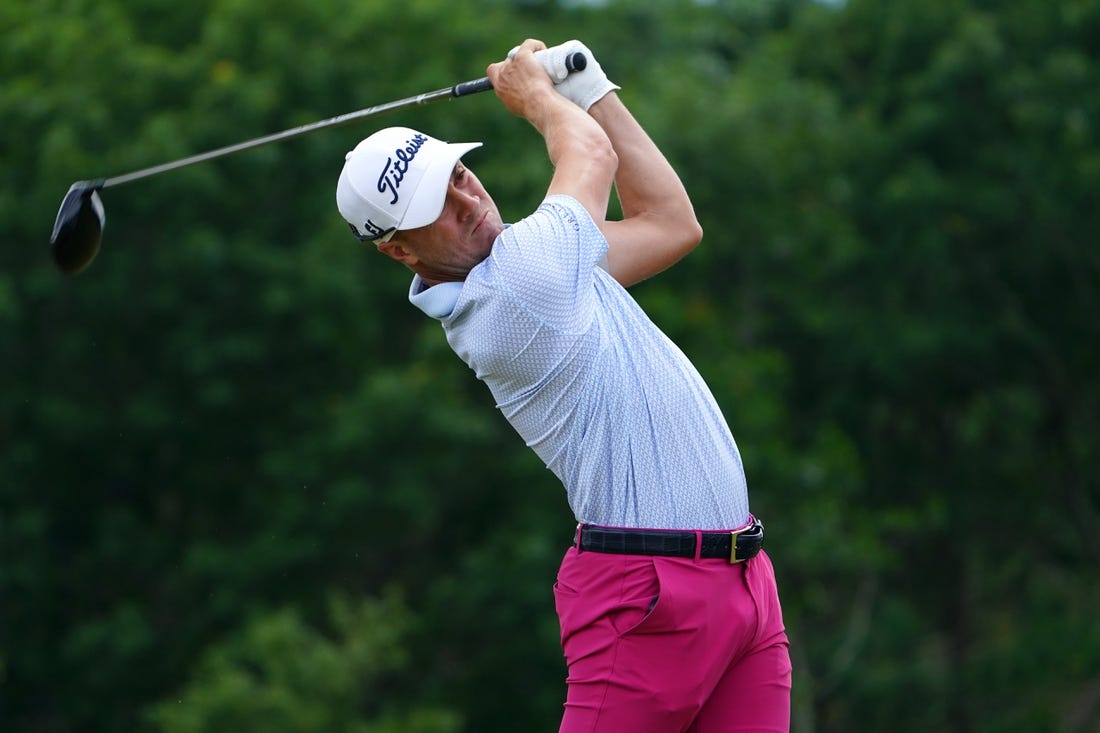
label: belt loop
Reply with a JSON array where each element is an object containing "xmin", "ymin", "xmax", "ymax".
[
  {"xmin": 693, "ymin": 530, "xmax": 703, "ymax": 562},
  {"xmin": 574, "ymin": 523, "xmax": 584, "ymax": 554}
]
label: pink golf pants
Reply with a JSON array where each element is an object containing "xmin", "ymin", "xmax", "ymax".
[{"xmin": 554, "ymin": 544, "xmax": 791, "ymax": 732}]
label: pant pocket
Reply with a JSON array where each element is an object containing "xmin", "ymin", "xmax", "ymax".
[
  {"xmin": 746, "ymin": 550, "xmax": 787, "ymax": 645},
  {"xmin": 614, "ymin": 559, "xmax": 669, "ymax": 637},
  {"xmin": 611, "ymin": 594, "xmax": 659, "ymax": 637},
  {"xmin": 554, "ymin": 550, "xmax": 667, "ymax": 645}
]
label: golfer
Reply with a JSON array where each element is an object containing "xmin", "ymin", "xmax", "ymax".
[{"xmin": 337, "ymin": 38, "xmax": 791, "ymax": 733}]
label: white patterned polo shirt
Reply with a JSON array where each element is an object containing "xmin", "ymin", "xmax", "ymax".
[{"xmin": 409, "ymin": 195, "xmax": 749, "ymax": 530}]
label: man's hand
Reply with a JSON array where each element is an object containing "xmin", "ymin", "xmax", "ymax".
[
  {"xmin": 488, "ymin": 39, "xmax": 560, "ymax": 121},
  {"xmin": 511, "ymin": 39, "xmax": 621, "ymax": 112}
]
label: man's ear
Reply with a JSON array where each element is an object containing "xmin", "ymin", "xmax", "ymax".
[{"xmin": 377, "ymin": 239, "xmax": 418, "ymax": 267}]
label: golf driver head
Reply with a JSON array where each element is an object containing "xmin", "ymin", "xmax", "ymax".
[{"xmin": 50, "ymin": 181, "xmax": 105, "ymax": 274}]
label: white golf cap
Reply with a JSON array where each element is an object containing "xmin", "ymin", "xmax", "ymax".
[{"xmin": 336, "ymin": 126, "xmax": 482, "ymax": 245}]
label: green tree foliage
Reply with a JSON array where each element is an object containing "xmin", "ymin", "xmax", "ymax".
[
  {"xmin": 146, "ymin": 591, "xmax": 459, "ymax": 733},
  {"xmin": 2, "ymin": 0, "xmax": 1097, "ymax": 732}
]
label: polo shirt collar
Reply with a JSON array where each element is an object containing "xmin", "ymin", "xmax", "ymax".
[{"xmin": 408, "ymin": 275, "xmax": 463, "ymax": 319}]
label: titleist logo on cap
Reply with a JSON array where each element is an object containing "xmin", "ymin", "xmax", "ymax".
[{"xmin": 377, "ymin": 133, "xmax": 428, "ymax": 205}]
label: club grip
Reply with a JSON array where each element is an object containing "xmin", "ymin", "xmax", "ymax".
[
  {"xmin": 451, "ymin": 52, "xmax": 588, "ymax": 98},
  {"xmin": 452, "ymin": 78, "xmax": 494, "ymax": 97}
]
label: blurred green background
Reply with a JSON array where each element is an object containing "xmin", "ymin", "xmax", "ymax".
[{"xmin": 2, "ymin": 0, "xmax": 1098, "ymax": 731}]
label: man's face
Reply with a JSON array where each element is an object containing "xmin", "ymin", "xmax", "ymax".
[{"xmin": 382, "ymin": 162, "xmax": 504, "ymax": 283}]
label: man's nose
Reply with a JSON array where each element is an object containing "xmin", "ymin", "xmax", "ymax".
[{"xmin": 452, "ymin": 186, "xmax": 480, "ymax": 221}]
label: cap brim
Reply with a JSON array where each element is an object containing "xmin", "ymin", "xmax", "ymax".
[{"xmin": 399, "ymin": 141, "xmax": 482, "ymax": 230}]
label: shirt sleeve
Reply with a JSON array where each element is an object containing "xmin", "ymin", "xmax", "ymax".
[{"xmin": 487, "ymin": 195, "xmax": 609, "ymax": 329}]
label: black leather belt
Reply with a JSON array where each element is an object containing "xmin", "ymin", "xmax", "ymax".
[{"xmin": 574, "ymin": 518, "xmax": 764, "ymax": 564}]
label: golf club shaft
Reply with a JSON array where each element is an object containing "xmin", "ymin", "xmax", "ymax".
[
  {"xmin": 101, "ymin": 78, "xmax": 494, "ymax": 189},
  {"xmin": 50, "ymin": 51, "xmax": 586, "ymax": 275}
]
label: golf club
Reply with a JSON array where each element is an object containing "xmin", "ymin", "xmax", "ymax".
[{"xmin": 49, "ymin": 52, "xmax": 587, "ymax": 275}]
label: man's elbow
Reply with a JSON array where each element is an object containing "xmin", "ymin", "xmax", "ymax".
[
  {"xmin": 680, "ymin": 214, "xmax": 703, "ymax": 254},
  {"xmin": 596, "ymin": 137, "xmax": 619, "ymax": 181}
]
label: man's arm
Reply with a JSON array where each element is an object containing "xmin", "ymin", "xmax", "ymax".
[
  {"xmin": 487, "ymin": 40, "xmax": 618, "ymax": 227},
  {"xmin": 590, "ymin": 92, "xmax": 703, "ymax": 287},
  {"xmin": 524, "ymin": 40, "xmax": 702, "ymax": 287}
]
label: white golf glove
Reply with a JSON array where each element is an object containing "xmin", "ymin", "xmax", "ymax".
[{"xmin": 509, "ymin": 40, "xmax": 620, "ymax": 111}]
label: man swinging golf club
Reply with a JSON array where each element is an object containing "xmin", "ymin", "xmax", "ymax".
[{"xmin": 337, "ymin": 39, "xmax": 792, "ymax": 732}]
